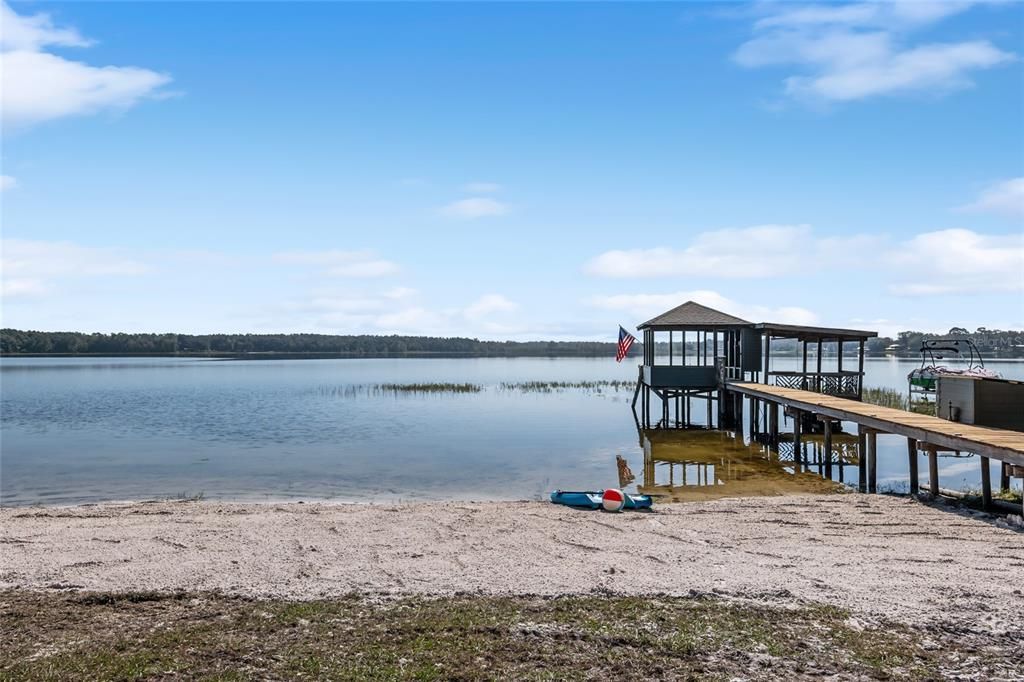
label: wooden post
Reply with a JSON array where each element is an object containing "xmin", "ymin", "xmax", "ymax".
[
  {"xmin": 980, "ymin": 456, "xmax": 992, "ymax": 510},
  {"xmin": 763, "ymin": 333, "xmax": 771, "ymax": 385},
  {"xmin": 823, "ymin": 418, "xmax": 833, "ymax": 480},
  {"xmin": 857, "ymin": 339, "xmax": 865, "ymax": 401},
  {"xmin": 927, "ymin": 445, "xmax": 939, "ymax": 496},
  {"xmin": 769, "ymin": 402, "xmax": 779, "ymax": 446},
  {"xmin": 1000, "ymin": 461, "xmax": 1010, "ymax": 493},
  {"xmin": 907, "ymin": 438, "xmax": 919, "ymax": 494},
  {"xmin": 706, "ymin": 394, "xmax": 713, "ymax": 429},
  {"xmin": 792, "ymin": 409, "xmax": 802, "ymax": 469},
  {"xmin": 801, "ymin": 340, "xmax": 808, "ymax": 389},
  {"xmin": 867, "ymin": 431, "xmax": 877, "ymax": 493},
  {"xmin": 857, "ymin": 427, "xmax": 867, "ymax": 492},
  {"xmin": 669, "ymin": 330, "xmax": 673, "ymax": 366}
]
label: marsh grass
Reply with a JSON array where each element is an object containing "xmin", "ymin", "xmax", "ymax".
[
  {"xmin": 862, "ymin": 387, "xmax": 935, "ymax": 415},
  {"xmin": 499, "ymin": 380, "xmax": 635, "ymax": 393},
  {"xmin": 316, "ymin": 383, "xmax": 483, "ymax": 397},
  {"xmin": 315, "ymin": 379, "xmax": 635, "ymax": 397},
  {"xmin": 3, "ymin": 590, "xmax": 1008, "ymax": 681}
]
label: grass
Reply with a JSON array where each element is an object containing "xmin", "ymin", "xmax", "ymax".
[
  {"xmin": 499, "ymin": 380, "xmax": 635, "ymax": 393},
  {"xmin": 862, "ymin": 387, "xmax": 935, "ymax": 415},
  {"xmin": 315, "ymin": 380, "xmax": 635, "ymax": 397},
  {"xmin": 316, "ymin": 383, "xmax": 483, "ymax": 397},
  {"xmin": 2, "ymin": 590, "xmax": 1018, "ymax": 681}
]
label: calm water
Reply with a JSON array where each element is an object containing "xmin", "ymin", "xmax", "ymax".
[{"xmin": 1, "ymin": 356, "xmax": 1021, "ymax": 506}]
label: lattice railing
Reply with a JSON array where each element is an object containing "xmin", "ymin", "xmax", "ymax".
[{"xmin": 769, "ymin": 372, "xmax": 862, "ymax": 399}]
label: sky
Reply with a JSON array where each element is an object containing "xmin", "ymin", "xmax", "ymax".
[{"xmin": 1, "ymin": 0, "xmax": 1022, "ymax": 340}]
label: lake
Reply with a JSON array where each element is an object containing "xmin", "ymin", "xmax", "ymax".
[{"xmin": 2, "ymin": 356, "xmax": 1021, "ymax": 506}]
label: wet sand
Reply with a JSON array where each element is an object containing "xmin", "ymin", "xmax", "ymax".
[{"xmin": 2, "ymin": 494, "xmax": 1021, "ymax": 633}]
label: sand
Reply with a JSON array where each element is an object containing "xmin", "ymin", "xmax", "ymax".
[{"xmin": 2, "ymin": 494, "xmax": 1022, "ymax": 633}]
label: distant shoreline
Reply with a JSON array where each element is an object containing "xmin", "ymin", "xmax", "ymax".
[{"xmin": 4, "ymin": 351, "xmax": 1024, "ymax": 360}]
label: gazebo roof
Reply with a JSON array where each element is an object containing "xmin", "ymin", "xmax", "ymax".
[{"xmin": 637, "ymin": 301, "xmax": 752, "ymax": 330}]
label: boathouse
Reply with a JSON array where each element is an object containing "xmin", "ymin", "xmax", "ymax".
[{"xmin": 631, "ymin": 300, "xmax": 877, "ymax": 429}]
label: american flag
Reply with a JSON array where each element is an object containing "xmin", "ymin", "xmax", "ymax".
[{"xmin": 615, "ymin": 325, "xmax": 636, "ymax": 362}]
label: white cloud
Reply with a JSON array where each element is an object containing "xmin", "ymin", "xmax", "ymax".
[
  {"xmin": 463, "ymin": 294, "xmax": 518, "ymax": 320},
  {"xmin": 0, "ymin": 175, "xmax": 15, "ymax": 191},
  {"xmin": 957, "ymin": 177, "xmax": 1024, "ymax": 218},
  {"xmin": 587, "ymin": 289, "xmax": 818, "ymax": 326},
  {"xmin": 734, "ymin": 2, "xmax": 1016, "ymax": 102},
  {"xmin": 0, "ymin": 1, "xmax": 90, "ymax": 51},
  {"xmin": 886, "ymin": 228, "xmax": 1024, "ymax": 295},
  {"xmin": 585, "ymin": 224, "xmax": 877, "ymax": 278},
  {"xmin": 462, "ymin": 182, "xmax": 501, "ymax": 193},
  {"xmin": 0, "ymin": 1, "xmax": 171, "ymax": 129},
  {"xmin": 0, "ymin": 238, "xmax": 150, "ymax": 299},
  {"xmin": 273, "ymin": 249, "xmax": 400, "ymax": 277},
  {"xmin": 382, "ymin": 286, "xmax": 418, "ymax": 299},
  {"xmin": 440, "ymin": 197, "xmax": 509, "ymax": 219}
]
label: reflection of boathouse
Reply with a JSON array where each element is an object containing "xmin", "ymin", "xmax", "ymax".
[{"xmin": 638, "ymin": 429, "xmax": 842, "ymax": 501}]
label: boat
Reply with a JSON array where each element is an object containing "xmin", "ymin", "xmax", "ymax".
[
  {"xmin": 549, "ymin": 490, "xmax": 653, "ymax": 510},
  {"xmin": 907, "ymin": 338, "xmax": 1001, "ymax": 397}
]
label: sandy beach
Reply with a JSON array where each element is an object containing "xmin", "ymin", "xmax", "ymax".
[{"xmin": 3, "ymin": 493, "xmax": 1021, "ymax": 631}]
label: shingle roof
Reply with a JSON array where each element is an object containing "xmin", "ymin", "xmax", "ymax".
[{"xmin": 637, "ymin": 301, "xmax": 752, "ymax": 330}]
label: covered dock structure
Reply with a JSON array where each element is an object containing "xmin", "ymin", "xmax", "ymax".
[
  {"xmin": 628, "ymin": 300, "xmax": 1022, "ymax": 511},
  {"xmin": 631, "ymin": 301, "xmax": 877, "ymax": 430}
]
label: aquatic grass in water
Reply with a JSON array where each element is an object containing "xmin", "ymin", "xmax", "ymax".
[
  {"xmin": 499, "ymin": 380, "xmax": 634, "ymax": 393},
  {"xmin": 315, "ymin": 383, "xmax": 483, "ymax": 397},
  {"xmin": 862, "ymin": 387, "xmax": 935, "ymax": 415},
  {"xmin": 314, "ymin": 380, "xmax": 634, "ymax": 398}
]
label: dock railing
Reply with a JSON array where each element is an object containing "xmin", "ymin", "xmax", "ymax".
[{"xmin": 769, "ymin": 371, "xmax": 862, "ymax": 399}]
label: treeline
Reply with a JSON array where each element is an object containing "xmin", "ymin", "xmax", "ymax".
[
  {"xmin": 0, "ymin": 329, "xmax": 634, "ymax": 358},
  {"xmin": 3, "ymin": 326, "xmax": 1021, "ymax": 358},
  {"xmin": 768, "ymin": 327, "xmax": 1024, "ymax": 356}
]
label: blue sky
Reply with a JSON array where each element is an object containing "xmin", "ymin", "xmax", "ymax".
[{"xmin": 1, "ymin": 1, "xmax": 1022, "ymax": 340}]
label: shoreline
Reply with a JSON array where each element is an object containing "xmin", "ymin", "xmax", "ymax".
[{"xmin": 3, "ymin": 494, "xmax": 1021, "ymax": 631}]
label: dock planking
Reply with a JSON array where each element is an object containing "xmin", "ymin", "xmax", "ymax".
[{"xmin": 726, "ymin": 381, "xmax": 1024, "ymax": 468}]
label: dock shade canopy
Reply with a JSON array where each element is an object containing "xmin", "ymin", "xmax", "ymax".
[{"xmin": 754, "ymin": 323, "xmax": 877, "ymax": 341}]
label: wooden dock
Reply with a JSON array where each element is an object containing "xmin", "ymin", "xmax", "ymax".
[
  {"xmin": 727, "ymin": 381, "xmax": 1024, "ymax": 512},
  {"xmin": 727, "ymin": 382, "xmax": 1024, "ymax": 467}
]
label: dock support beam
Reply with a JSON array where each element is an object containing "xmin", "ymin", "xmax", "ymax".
[
  {"xmin": 928, "ymin": 446, "xmax": 939, "ymax": 496},
  {"xmin": 867, "ymin": 431, "xmax": 877, "ymax": 493},
  {"xmin": 792, "ymin": 409, "xmax": 802, "ymax": 470},
  {"xmin": 857, "ymin": 427, "xmax": 867, "ymax": 493},
  {"xmin": 980, "ymin": 456, "xmax": 992, "ymax": 510},
  {"xmin": 907, "ymin": 438, "xmax": 919, "ymax": 495},
  {"xmin": 823, "ymin": 418, "xmax": 833, "ymax": 480}
]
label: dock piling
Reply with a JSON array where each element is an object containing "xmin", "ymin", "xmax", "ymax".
[
  {"xmin": 927, "ymin": 445, "xmax": 939, "ymax": 496},
  {"xmin": 867, "ymin": 431, "xmax": 877, "ymax": 493},
  {"xmin": 980, "ymin": 456, "xmax": 992, "ymax": 510},
  {"xmin": 907, "ymin": 438, "xmax": 919, "ymax": 495}
]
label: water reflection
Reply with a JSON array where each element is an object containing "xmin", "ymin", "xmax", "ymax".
[{"xmin": 637, "ymin": 428, "xmax": 843, "ymax": 501}]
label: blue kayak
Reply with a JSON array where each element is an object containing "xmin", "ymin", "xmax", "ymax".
[{"xmin": 550, "ymin": 490, "xmax": 653, "ymax": 510}]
